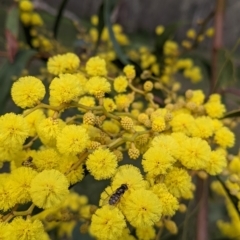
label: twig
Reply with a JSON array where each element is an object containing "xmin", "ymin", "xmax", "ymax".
[{"xmin": 210, "ymin": 0, "xmax": 226, "ymax": 94}]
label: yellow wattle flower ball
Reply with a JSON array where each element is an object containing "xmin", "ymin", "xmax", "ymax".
[
  {"xmin": 90, "ymin": 205, "xmax": 126, "ymax": 240},
  {"xmin": 56, "ymin": 125, "xmax": 89, "ymax": 155},
  {"xmin": 47, "ymin": 53, "xmax": 80, "ymax": 75},
  {"xmin": 10, "ymin": 217, "xmax": 46, "ymax": 240},
  {"xmin": 6, "ymin": 167, "xmax": 37, "ymax": 204},
  {"xmin": 11, "ymin": 76, "xmax": 46, "ymax": 108},
  {"xmin": 49, "ymin": 73, "xmax": 84, "ymax": 106},
  {"xmin": 205, "ymin": 101, "xmax": 226, "ymax": 118},
  {"xmin": 85, "ymin": 76, "xmax": 111, "ymax": 98},
  {"xmin": 114, "ymin": 76, "xmax": 128, "ymax": 93},
  {"xmin": 155, "ymin": 25, "xmax": 165, "ymax": 35},
  {"xmin": 142, "ymin": 146, "xmax": 176, "ymax": 176},
  {"xmin": 164, "ymin": 167, "xmax": 192, "ymax": 198},
  {"xmin": 20, "ymin": 12, "xmax": 31, "ymax": 25},
  {"xmin": 122, "ymin": 189, "xmax": 162, "ymax": 227},
  {"xmin": 214, "ymin": 126, "xmax": 235, "ymax": 148},
  {"xmin": 0, "ymin": 222, "xmax": 11, "ymax": 239},
  {"xmin": 102, "ymin": 120, "xmax": 120, "ymax": 135},
  {"xmin": 136, "ymin": 225, "xmax": 156, "ymax": 240},
  {"xmin": 186, "ymin": 29, "xmax": 196, "ymax": 39},
  {"xmin": 0, "ymin": 113, "xmax": 30, "ymax": 149},
  {"xmin": 123, "ymin": 65, "xmax": 136, "ymax": 80},
  {"xmin": 86, "ymin": 56, "xmax": 107, "ymax": 76},
  {"xmin": 103, "ymin": 98, "xmax": 117, "ymax": 112},
  {"xmin": 30, "ymin": 169, "xmax": 69, "ymax": 209},
  {"xmin": 37, "ymin": 117, "xmax": 66, "ymax": 147},
  {"xmin": 19, "ymin": 0, "xmax": 33, "ymax": 11},
  {"xmin": 206, "ymin": 150, "xmax": 227, "ymax": 175},
  {"xmin": 31, "ymin": 13, "xmax": 43, "ymax": 26},
  {"xmin": 86, "ymin": 148, "xmax": 118, "ymax": 180}
]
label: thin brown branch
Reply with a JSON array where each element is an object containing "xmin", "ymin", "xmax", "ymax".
[
  {"xmin": 196, "ymin": 177, "xmax": 209, "ymax": 240},
  {"xmin": 210, "ymin": 0, "xmax": 226, "ymax": 94}
]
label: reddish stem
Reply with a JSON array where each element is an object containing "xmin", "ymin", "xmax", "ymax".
[
  {"xmin": 210, "ymin": 0, "xmax": 226, "ymax": 94},
  {"xmin": 196, "ymin": 177, "xmax": 209, "ymax": 240}
]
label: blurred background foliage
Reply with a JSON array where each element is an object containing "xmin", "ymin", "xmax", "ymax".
[{"xmin": 0, "ymin": 0, "xmax": 240, "ymax": 239}]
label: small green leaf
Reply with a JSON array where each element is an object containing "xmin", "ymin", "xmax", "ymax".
[
  {"xmin": 0, "ymin": 49, "xmax": 36, "ymax": 114},
  {"xmin": 223, "ymin": 109, "xmax": 240, "ymax": 119},
  {"xmin": 6, "ymin": 6, "xmax": 19, "ymax": 38}
]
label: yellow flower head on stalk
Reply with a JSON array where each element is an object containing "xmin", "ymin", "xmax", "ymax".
[
  {"xmin": 49, "ymin": 73, "xmax": 84, "ymax": 106},
  {"xmin": 6, "ymin": 167, "xmax": 37, "ymax": 204},
  {"xmin": 170, "ymin": 113, "xmax": 195, "ymax": 136},
  {"xmin": 115, "ymin": 94, "xmax": 133, "ymax": 111},
  {"xmin": 78, "ymin": 96, "xmax": 96, "ymax": 112},
  {"xmin": 186, "ymin": 90, "xmax": 205, "ymax": 105},
  {"xmin": 186, "ymin": 29, "xmax": 196, "ymax": 39},
  {"xmin": 214, "ymin": 127, "xmax": 235, "ymax": 148},
  {"xmin": 151, "ymin": 183, "xmax": 179, "ymax": 216},
  {"xmin": 85, "ymin": 76, "xmax": 111, "ymax": 98},
  {"xmin": 189, "ymin": 116, "xmax": 214, "ymax": 139},
  {"xmin": 37, "ymin": 117, "xmax": 66, "ymax": 147},
  {"xmin": 58, "ymin": 155, "xmax": 84, "ymax": 185},
  {"xmin": 114, "ymin": 76, "xmax": 128, "ymax": 93},
  {"xmin": 0, "ymin": 180, "xmax": 17, "ymax": 211},
  {"xmin": 136, "ymin": 225, "xmax": 156, "ymax": 240},
  {"xmin": 11, "ymin": 76, "xmax": 46, "ymax": 108},
  {"xmin": 90, "ymin": 205, "xmax": 126, "ymax": 240},
  {"xmin": 19, "ymin": 0, "xmax": 33, "ymax": 11},
  {"xmin": 102, "ymin": 120, "xmax": 120, "ymax": 135},
  {"xmin": 178, "ymin": 137, "xmax": 211, "ymax": 170},
  {"xmin": 86, "ymin": 148, "xmax": 118, "ymax": 180},
  {"xmin": 47, "ymin": 53, "xmax": 80, "ymax": 75},
  {"xmin": 123, "ymin": 65, "xmax": 136, "ymax": 80},
  {"xmin": 151, "ymin": 134, "xmax": 180, "ymax": 159},
  {"xmin": 142, "ymin": 146, "xmax": 176, "ymax": 177},
  {"xmin": 30, "ymin": 169, "xmax": 69, "ymax": 209},
  {"xmin": 33, "ymin": 148, "xmax": 61, "ymax": 171},
  {"xmin": 164, "ymin": 167, "xmax": 192, "ymax": 198},
  {"xmin": 56, "ymin": 125, "xmax": 89, "ymax": 155},
  {"xmin": 31, "ymin": 13, "xmax": 43, "ymax": 26},
  {"xmin": 103, "ymin": 98, "xmax": 117, "ymax": 112},
  {"xmin": 0, "ymin": 222, "xmax": 12, "ymax": 239},
  {"xmin": 0, "ymin": 113, "xmax": 30, "ymax": 149},
  {"xmin": 86, "ymin": 56, "xmax": 107, "ymax": 76},
  {"xmin": 122, "ymin": 189, "xmax": 162, "ymax": 227},
  {"xmin": 206, "ymin": 150, "xmax": 227, "ymax": 175},
  {"xmin": 229, "ymin": 156, "xmax": 240, "ymax": 174},
  {"xmin": 24, "ymin": 109, "xmax": 45, "ymax": 136},
  {"xmin": 155, "ymin": 25, "xmax": 165, "ymax": 35},
  {"xmin": 205, "ymin": 95, "xmax": 226, "ymax": 118},
  {"xmin": 10, "ymin": 217, "xmax": 46, "ymax": 240},
  {"xmin": 20, "ymin": 12, "xmax": 31, "ymax": 25}
]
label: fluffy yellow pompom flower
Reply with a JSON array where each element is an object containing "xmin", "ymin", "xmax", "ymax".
[
  {"xmin": 151, "ymin": 116, "xmax": 166, "ymax": 132},
  {"xmin": 0, "ymin": 222, "xmax": 11, "ymax": 239},
  {"xmin": 59, "ymin": 155, "xmax": 84, "ymax": 185},
  {"xmin": 31, "ymin": 13, "xmax": 43, "ymax": 26},
  {"xmin": 178, "ymin": 137, "xmax": 211, "ymax": 170},
  {"xmin": 164, "ymin": 167, "xmax": 192, "ymax": 198},
  {"xmin": 90, "ymin": 205, "xmax": 126, "ymax": 240},
  {"xmin": 19, "ymin": 0, "xmax": 33, "ymax": 11},
  {"xmin": 85, "ymin": 76, "xmax": 111, "ymax": 98},
  {"xmin": 0, "ymin": 113, "xmax": 30, "ymax": 149},
  {"xmin": 111, "ymin": 165, "xmax": 146, "ymax": 194},
  {"xmin": 186, "ymin": 29, "xmax": 196, "ymax": 39},
  {"xmin": 10, "ymin": 217, "xmax": 46, "ymax": 240},
  {"xmin": 151, "ymin": 134, "xmax": 179, "ymax": 159},
  {"xmin": 37, "ymin": 117, "xmax": 65, "ymax": 147},
  {"xmin": 11, "ymin": 76, "xmax": 46, "ymax": 108},
  {"xmin": 103, "ymin": 98, "xmax": 117, "ymax": 112},
  {"xmin": 30, "ymin": 169, "xmax": 69, "ymax": 209},
  {"xmin": 170, "ymin": 113, "xmax": 194, "ymax": 136},
  {"xmin": 123, "ymin": 189, "xmax": 162, "ymax": 227},
  {"xmin": 102, "ymin": 120, "xmax": 120, "ymax": 135},
  {"xmin": 86, "ymin": 148, "xmax": 118, "ymax": 180},
  {"xmin": 78, "ymin": 96, "xmax": 96, "ymax": 112},
  {"xmin": 0, "ymin": 180, "xmax": 17, "ymax": 211},
  {"xmin": 49, "ymin": 73, "xmax": 84, "ymax": 106},
  {"xmin": 189, "ymin": 116, "xmax": 214, "ymax": 139},
  {"xmin": 123, "ymin": 65, "xmax": 136, "ymax": 80},
  {"xmin": 86, "ymin": 56, "xmax": 107, "ymax": 76},
  {"xmin": 115, "ymin": 94, "xmax": 133, "ymax": 111},
  {"xmin": 136, "ymin": 225, "xmax": 156, "ymax": 240},
  {"xmin": 205, "ymin": 101, "xmax": 226, "ymax": 118},
  {"xmin": 206, "ymin": 150, "xmax": 227, "ymax": 175},
  {"xmin": 24, "ymin": 109, "xmax": 45, "ymax": 136},
  {"xmin": 142, "ymin": 146, "xmax": 176, "ymax": 177},
  {"xmin": 229, "ymin": 157, "xmax": 240, "ymax": 174},
  {"xmin": 214, "ymin": 127, "xmax": 235, "ymax": 148},
  {"xmin": 34, "ymin": 148, "xmax": 61, "ymax": 171},
  {"xmin": 155, "ymin": 25, "xmax": 165, "ymax": 35},
  {"xmin": 6, "ymin": 167, "xmax": 37, "ymax": 204},
  {"xmin": 114, "ymin": 76, "xmax": 128, "ymax": 93},
  {"xmin": 20, "ymin": 12, "xmax": 31, "ymax": 25},
  {"xmin": 47, "ymin": 53, "xmax": 80, "ymax": 75},
  {"xmin": 56, "ymin": 125, "xmax": 89, "ymax": 155}
]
